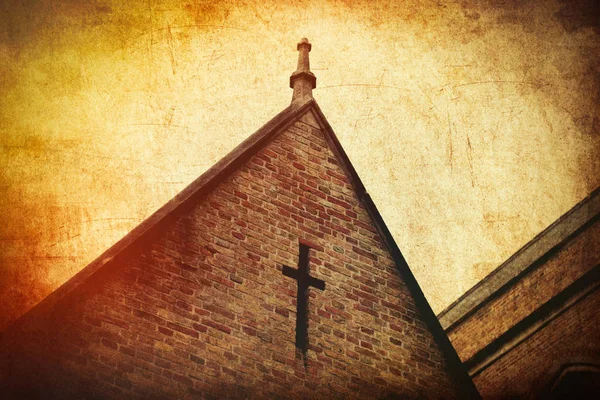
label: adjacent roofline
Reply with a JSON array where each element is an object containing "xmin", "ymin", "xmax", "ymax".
[
  {"xmin": 465, "ymin": 264, "xmax": 599, "ymax": 378},
  {"xmin": 438, "ymin": 186, "xmax": 600, "ymax": 332}
]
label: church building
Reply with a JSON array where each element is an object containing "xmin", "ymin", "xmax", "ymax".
[{"xmin": 0, "ymin": 39, "xmax": 480, "ymax": 399}]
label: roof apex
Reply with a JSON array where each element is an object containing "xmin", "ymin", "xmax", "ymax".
[{"xmin": 2, "ymin": 96, "xmax": 481, "ymax": 398}]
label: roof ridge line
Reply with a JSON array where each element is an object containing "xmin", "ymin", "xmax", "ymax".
[
  {"xmin": 1, "ymin": 98, "xmax": 316, "ymax": 336},
  {"xmin": 438, "ymin": 185, "xmax": 600, "ymax": 330}
]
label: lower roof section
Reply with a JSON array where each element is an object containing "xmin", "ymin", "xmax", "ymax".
[{"xmin": 438, "ymin": 186, "xmax": 600, "ymax": 332}]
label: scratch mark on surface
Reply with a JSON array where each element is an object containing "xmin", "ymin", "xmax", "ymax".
[
  {"xmin": 362, "ymin": 107, "xmax": 374, "ymax": 123},
  {"xmin": 207, "ymin": 50, "xmax": 224, "ymax": 69},
  {"xmin": 147, "ymin": 0, "xmax": 155, "ymax": 82},
  {"xmin": 127, "ymin": 122, "xmax": 184, "ymax": 128},
  {"xmin": 50, "ymin": 234, "xmax": 81, "ymax": 247},
  {"xmin": 443, "ymin": 64, "xmax": 474, "ymax": 68},
  {"xmin": 376, "ymin": 69, "xmax": 387, "ymax": 92},
  {"xmin": 166, "ymin": 22, "xmax": 177, "ymax": 75},
  {"xmin": 352, "ymin": 119, "xmax": 359, "ymax": 137},
  {"xmin": 319, "ymin": 84, "xmax": 410, "ymax": 91},
  {"xmin": 152, "ymin": 24, "xmax": 246, "ymax": 32},
  {"xmin": 466, "ymin": 134, "xmax": 475, "ymax": 187},
  {"xmin": 483, "ymin": 213, "xmax": 521, "ymax": 223},
  {"xmin": 447, "ymin": 111, "xmax": 454, "ymax": 173},
  {"xmin": 417, "ymin": 83, "xmax": 444, "ymax": 133},
  {"xmin": 84, "ymin": 218, "xmax": 140, "ymax": 222},
  {"xmin": 452, "ymin": 80, "xmax": 549, "ymax": 89}
]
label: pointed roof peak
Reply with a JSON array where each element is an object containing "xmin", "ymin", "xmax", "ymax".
[{"xmin": 290, "ymin": 37, "xmax": 316, "ymax": 104}]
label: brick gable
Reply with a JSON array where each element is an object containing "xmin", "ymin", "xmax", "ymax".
[{"xmin": 1, "ymin": 104, "xmax": 477, "ymax": 399}]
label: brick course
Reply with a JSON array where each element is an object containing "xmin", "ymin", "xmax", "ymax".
[
  {"xmin": 448, "ymin": 219, "xmax": 600, "ymax": 362},
  {"xmin": 0, "ymin": 109, "xmax": 469, "ymax": 399},
  {"xmin": 474, "ymin": 288, "xmax": 600, "ymax": 399},
  {"xmin": 442, "ymin": 189, "xmax": 600, "ymax": 399}
]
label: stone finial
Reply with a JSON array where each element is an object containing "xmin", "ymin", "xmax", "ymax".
[{"xmin": 290, "ymin": 38, "xmax": 316, "ymax": 104}]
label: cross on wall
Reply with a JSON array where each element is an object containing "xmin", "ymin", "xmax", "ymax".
[{"xmin": 281, "ymin": 242, "xmax": 325, "ymax": 359}]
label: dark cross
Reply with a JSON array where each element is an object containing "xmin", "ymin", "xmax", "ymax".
[{"xmin": 282, "ymin": 243, "xmax": 325, "ymax": 357}]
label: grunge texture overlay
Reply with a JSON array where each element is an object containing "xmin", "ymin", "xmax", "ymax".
[{"xmin": 1, "ymin": 0, "xmax": 599, "ymax": 331}]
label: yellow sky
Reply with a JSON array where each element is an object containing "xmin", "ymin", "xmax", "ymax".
[{"xmin": 1, "ymin": 0, "xmax": 599, "ymax": 331}]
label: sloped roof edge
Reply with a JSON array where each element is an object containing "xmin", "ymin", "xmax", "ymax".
[
  {"xmin": 310, "ymin": 102, "xmax": 480, "ymax": 398},
  {"xmin": 3, "ymin": 98, "xmax": 480, "ymax": 397},
  {"xmin": 438, "ymin": 186, "xmax": 600, "ymax": 332},
  {"xmin": 2, "ymin": 98, "xmax": 314, "ymax": 334}
]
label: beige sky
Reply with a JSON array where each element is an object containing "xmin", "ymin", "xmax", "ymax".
[{"xmin": 1, "ymin": 0, "xmax": 599, "ymax": 331}]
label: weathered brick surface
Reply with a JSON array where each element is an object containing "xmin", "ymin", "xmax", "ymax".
[
  {"xmin": 0, "ymin": 110, "xmax": 466, "ymax": 399},
  {"xmin": 473, "ymin": 288, "xmax": 600, "ymax": 399},
  {"xmin": 448, "ymin": 219, "xmax": 600, "ymax": 362}
]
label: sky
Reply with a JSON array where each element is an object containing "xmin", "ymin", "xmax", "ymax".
[{"xmin": 1, "ymin": 0, "xmax": 599, "ymax": 331}]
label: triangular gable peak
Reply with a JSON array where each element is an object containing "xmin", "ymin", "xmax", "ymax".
[
  {"xmin": 5, "ymin": 99, "xmax": 316, "ymax": 330},
  {"xmin": 1, "ymin": 39, "xmax": 480, "ymax": 399}
]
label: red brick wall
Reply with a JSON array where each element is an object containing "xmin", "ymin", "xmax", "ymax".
[
  {"xmin": 0, "ymin": 110, "xmax": 467, "ymax": 399},
  {"xmin": 474, "ymin": 288, "xmax": 600, "ymax": 399},
  {"xmin": 448, "ymin": 219, "xmax": 600, "ymax": 362}
]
